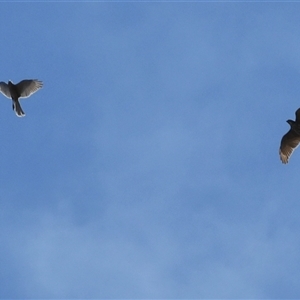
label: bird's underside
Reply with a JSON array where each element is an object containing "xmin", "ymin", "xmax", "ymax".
[
  {"xmin": 279, "ymin": 108, "xmax": 300, "ymax": 164},
  {"xmin": 279, "ymin": 129, "xmax": 300, "ymax": 163}
]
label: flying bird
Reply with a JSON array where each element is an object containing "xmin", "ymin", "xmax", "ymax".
[
  {"xmin": 0, "ymin": 79, "xmax": 43, "ymax": 117},
  {"xmin": 279, "ymin": 108, "xmax": 300, "ymax": 164}
]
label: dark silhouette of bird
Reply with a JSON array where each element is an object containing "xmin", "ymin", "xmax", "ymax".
[
  {"xmin": 0, "ymin": 79, "xmax": 43, "ymax": 117},
  {"xmin": 279, "ymin": 108, "xmax": 300, "ymax": 164}
]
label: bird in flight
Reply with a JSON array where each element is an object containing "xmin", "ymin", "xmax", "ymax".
[
  {"xmin": 0, "ymin": 79, "xmax": 43, "ymax": 117},
  {"xmin": 279, "ymin": 108, "xmax": 300, "ymax": 164}
]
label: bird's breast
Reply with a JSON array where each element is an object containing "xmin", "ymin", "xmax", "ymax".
[{"xmin": 8, "ymin": 85, "xmax": 20, "ymax": 100}]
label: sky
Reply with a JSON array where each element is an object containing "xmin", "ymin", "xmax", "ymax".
[{"xmin": 1, "ymin": 1, "xmax": 300, "ymax": 298}]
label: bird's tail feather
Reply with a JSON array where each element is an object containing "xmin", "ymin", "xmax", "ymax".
[{"xmin": 13, "ymin": 100, "xmax": 25, "ymax": 117}]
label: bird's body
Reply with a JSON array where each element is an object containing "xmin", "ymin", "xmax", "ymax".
[
  {"xmin": 279, "ymin": 108, "xmax": 300, "ymax": 164},
  {"xmin": 0, "ymin": 79, "xmax": 43, "ymax": 117}
]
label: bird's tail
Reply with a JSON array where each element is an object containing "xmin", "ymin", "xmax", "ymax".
[{"xmin": 13, "ymin": 100, "xmax": 25, "ymax": 117}]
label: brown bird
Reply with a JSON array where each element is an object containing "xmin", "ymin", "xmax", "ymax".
[
  {"xmin": 279, "ymin": 108, "xmax": 300, "ymax": 164},
  {"xmin": 0, "ymin": 79, "xmax": 43, "ymax": 117}
]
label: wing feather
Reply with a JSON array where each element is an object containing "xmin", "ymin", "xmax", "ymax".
[
  {"xmin": 279, "ymin": 129, "xmax": 300, "ymax": 163},
  {"xmin": 16, "ymin": 80, "xmax": 43, "ymax": 98},
  {"xmin": 0, "ymin": 82, "xmax": 11, "ymax": 98}
]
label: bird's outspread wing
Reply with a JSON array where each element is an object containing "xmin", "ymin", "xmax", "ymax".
[
  {"xmin": 16, "ymin": 80, "xmax": 43, "ymax": 98},
  {"xmin": 279, "ymin": 129, "xmax": 300, "ymax": 163},
  {"xmin": 0, "ymin": 82, "xmax": 11, "ymax": 98}
]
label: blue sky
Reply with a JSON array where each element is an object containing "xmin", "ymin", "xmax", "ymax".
[{"xmin": 1, "ymin": 1, "xmax": 300, "ymax": 298}]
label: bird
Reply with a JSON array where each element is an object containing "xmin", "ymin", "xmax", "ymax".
[
  {"xmin": 279, "ymin": 108, "xmax": 300, "ymax": 164},
  {"xmin": 0, "ymin": 79, "xmax": 43, "ymax": 117}
]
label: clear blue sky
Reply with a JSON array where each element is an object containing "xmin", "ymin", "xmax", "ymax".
[{"xmin": 1, "ymin": 1, "xmax": 300, "ymax": 298}]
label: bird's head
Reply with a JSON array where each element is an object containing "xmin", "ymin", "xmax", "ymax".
[{"xmin": 287, "ymin": 119, "xmax": 295, "ymax": 126}]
